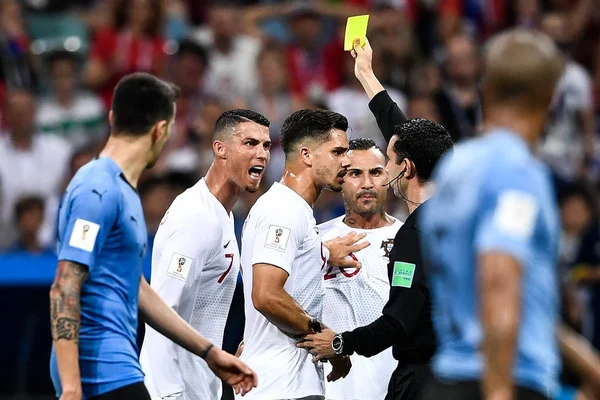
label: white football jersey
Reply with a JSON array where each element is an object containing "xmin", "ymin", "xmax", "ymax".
[
  {"xmin": 238, "ymin": 182, "xmax": 327, "ymax": 400},
  {"xmin": 539, "ymin": 60, "xmax": 594, "ymax": 180},
  {"xmin": 140, "ymin": 179, "xmax": 239, "ymax": 400},
  {"xmin": 319, "ymin": 215, "xmax": 402, "ymax": 400}
]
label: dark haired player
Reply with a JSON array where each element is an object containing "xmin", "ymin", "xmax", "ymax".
[
  {"xmin": 49, "ymin": 73, "xmax": 257, "ymax": 400},
  {"xmin": 141, "ymin": 109, "xmax": 271, "ymax": 400},
  {"xmin": 238, "ymin": 109, "xmax": 364, "ymax": 400},
  {"xmin": 317, "ymin": 138, "xmax": 402, "ymax": 400},
  {"xmin": 299, "ymin": 118, "xmax": 454, "ymax": 400}
]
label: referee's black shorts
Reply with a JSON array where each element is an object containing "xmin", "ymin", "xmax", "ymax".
[
  {"xmin": 88, "ymin": 382, "xmax": 151, "ymax": 400},
  {"xmin": 420, "ymin": 377, "xmax": 549, "ymax": 400}
]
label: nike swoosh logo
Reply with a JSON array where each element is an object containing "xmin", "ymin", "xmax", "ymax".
[
  {"xmin": 224, "ymin": 240, "xmax": 231, "ymax": 249},
  {"xmin": 130, "ymin": 216, "xmax": 137, "ymax": 224}
]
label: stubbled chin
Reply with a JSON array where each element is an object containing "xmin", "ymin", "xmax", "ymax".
[{"xmin": 246, "ymin": 183, "xmax": 261, "ymax": 193}]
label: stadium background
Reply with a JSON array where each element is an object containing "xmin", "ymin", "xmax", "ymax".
[{"xmin": 0, "ymin": 0, "xmax": 599, "ymax": 398}]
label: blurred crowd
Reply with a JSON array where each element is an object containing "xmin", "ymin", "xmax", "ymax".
[{"xmin": 1, "ymin": 0, "xmax": 600, "ymax": 356}]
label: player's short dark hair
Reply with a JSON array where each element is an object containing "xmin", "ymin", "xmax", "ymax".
[
  {"xmin": 213, "ymin": 109, "xmax": 270, "ymax": 140},
  {"xmin": 393, "ymin": 119, "xmax": 454, "ymax": 182},
  {"xmin": 46, "ymin": 50, "xmax": 80, "ymax": 69},
  {"xmin": 280, "ymin": 109, "xmax": 348, "ymax": 156},
  {"xmin": 348, "ymin": 138, "xmax": 378, "ymax": 151},
  {"xmin": 176, "ymin": 38, "xmax": 209, "ymax": 68},
  {"xmin": 111, "ymin": 73, "xmax": 180, "ymax": 137}
]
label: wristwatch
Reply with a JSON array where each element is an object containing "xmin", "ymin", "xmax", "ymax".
[
  {"xmin": 332, "ymin": 333, "xmax": 344, "ymax": 355},
  {"xmin": 309, "ymin": 318, "xmax": 323, "ymax": 333}
]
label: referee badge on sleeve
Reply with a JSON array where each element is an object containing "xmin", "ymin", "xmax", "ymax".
[
  {"xmin": 69, "ymin": 219, "xmax": 100, "ymax": 252},
  {"xmin": 392, "ymin": 262, "xmax": 416, "ymax": 288},
  {"xmin": 166, "ymin": 253, "xmax": 193, "ymax": 282},
  {"xmin": 264, "ymin": 225, "xmax": 291, "ymax": 252}
]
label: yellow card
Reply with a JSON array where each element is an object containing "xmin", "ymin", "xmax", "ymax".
[{"xmin": 344, "ymin": 15, "xmax": 369, "ymax": 51}]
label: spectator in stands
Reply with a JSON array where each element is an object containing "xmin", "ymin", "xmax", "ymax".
[
  {"xmin": 166, "ymin": 38, "xmax": 209, "ymax": 157},
  {"xmin": 407, "ymin": 95, "xmax": 441, "ymax": 123},
  {"xmin": 511, "ymin": 0, "xmax": 541, "ymax": 29},
  {"xmin": 558, "ymin": 185, "xmax": 595, "ymax": 273},
  {"xmin": 139, "ymin": 172, "xmax": 192, "ymax": 277},
  {"xmin": 572, "ymin": 182, "xmax": 600, "ymax": 352},
  {"xmin": 37, "ymin": 50, "xmax": 106, "ymax": 149},
  {"xmin": 60, "ymin": 144, "xmax": 97, "ymax": 193},
  {"xmin": 434, "ymin": 32, "xmax": 482, "ymax": 142},
  {"xmin": 407, "ymin": 60, "xmax": 441, "ymax": 97},
  {"xmin": 438, "ymin": 0, "xmax": 509, "ymax": 44},
  {"xmin": 284, "ymin": 4, "xmax": 343, "ymax": 104},
  {"xmin": 539, "ymin": 12, "xmax": 597, "ymax": 186},
  {"xmin": 84, "ymin": 0, "xmax": 167, "ymax": 108},
  {"xmin": 250, "ymin": 47, "xmax": 294, "ymax": 140},
  {"xmin": 249, "ymin": 47, "xmax": 295, "ymax": 185},
  {"xmin": 11, "ymin": 195, "xmax": 52, "ymax": 254},
  {"xmin": 0, "ymin": 0, "xmax": 37, "ymax": 91},
  {"xmin": 139, "ymin": 175, "xmax": 178, "ymax": 239},
  {"xmin": 368, "ymin": 4, "xmax": 419, "ymax": 94},
  {"xmin": 147, "ymin": 38, "xmax": 210, "ymax": 176},
  {"xmin": 0, "ymin": 90, "xmax": 72, "ymax": 250},
  {"xmin": 186, "ymin": 96, "xmax": 225, "ymax": 177},
  {"xmin": 194, "ymin": 2, "xmax": 261, "ymax": 104}
]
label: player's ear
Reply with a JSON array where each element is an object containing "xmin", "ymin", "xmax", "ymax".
[
  {"xmin": 152, "ymin": 120, "xmax": 168, "ymax": 145},
  {"xmin": 404, "ymin": 158, "xmax": 417, "ymax": 180},
  {"xmin": 299, "ymin": 146, "xmax": 312, "ymax": 167},
  {"xmin": 213, "ymin": 139, "xmax": 226, "ymax": 160}
]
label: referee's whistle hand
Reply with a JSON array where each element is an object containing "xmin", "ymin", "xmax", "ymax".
[{"xmin": 324, "ymin": 232, "xmax": 369, "ymax": 268}]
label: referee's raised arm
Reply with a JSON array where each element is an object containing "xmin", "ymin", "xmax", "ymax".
[{"xmin": 351, "ymin": 38, "xmax": 407, "ymax": 143}]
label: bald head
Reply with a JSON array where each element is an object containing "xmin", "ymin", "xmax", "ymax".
[{"xmin": 483, "ymin": 29, "xmax": 563, "ymax": 112}]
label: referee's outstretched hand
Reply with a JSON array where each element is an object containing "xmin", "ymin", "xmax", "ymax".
[
  {"xmin": 351, "ymin": 37, "xmax": 374, "ymax": 81},
  {"xmin": 324, "ymin": 232, "xmax": 370, "ymax": 268},
  {"xmin": 205, "ymin": 347, "xmax": 258, "ymax": 396}
]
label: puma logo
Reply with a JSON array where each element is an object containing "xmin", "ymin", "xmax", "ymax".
[{"xmin": 92, "ymin": 189, "xmax": 106, "ymax": 201}]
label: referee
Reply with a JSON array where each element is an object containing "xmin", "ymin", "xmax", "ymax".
[{"xmin": 298, "ymin": 38, "xmax": 453, "ymax": 400}]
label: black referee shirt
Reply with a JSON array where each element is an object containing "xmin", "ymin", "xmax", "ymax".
[{"xmin": 339, "ymin": 90, "xmax": 437, "ymax": 364}]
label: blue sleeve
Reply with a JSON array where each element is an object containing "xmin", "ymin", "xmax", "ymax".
[
  {"xmin": 474, "ymin": 167, "xmax": 540, "ymax": 265},
  {"xmin": 58, "ymin": 181, "xmax": 120, "ymax": 271}
]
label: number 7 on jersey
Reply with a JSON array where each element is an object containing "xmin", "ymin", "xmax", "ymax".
[{"xmin": 218, "ymin": 253, "xmax": 235, "ymax": 283}]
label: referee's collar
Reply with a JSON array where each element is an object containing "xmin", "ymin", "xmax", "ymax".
[{"xmin": 405, "ymin": 199, "xmax": 427, "ymax": 229}]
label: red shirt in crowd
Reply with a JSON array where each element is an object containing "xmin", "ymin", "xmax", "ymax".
[
  {"xmin": 90, "ymin": 28, "xmax": 166, "ymax": 108},
  {"xmin": 286, "ymin": 41, "xmax": 344, "ymax": 100}
]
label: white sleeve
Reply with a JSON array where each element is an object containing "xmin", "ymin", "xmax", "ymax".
[
  {"xmin": 143, "ymin": 212, "xmax": 221, "ymax": 399},
  {"xmin": 573, "ymin": 68, "xmax": 593, "ymax": 111},
  {"xmin": 251, "ymin": 207, "xmax": 306, "ymax": 275}
]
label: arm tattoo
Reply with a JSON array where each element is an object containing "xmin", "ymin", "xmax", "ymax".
[
  {"xmin": 50, "ymin": 261, "xmax": 89, "ymax": 343},
  {"xmin": 56, "ymin": 317, "xmax": 80, "ymax": 340}
]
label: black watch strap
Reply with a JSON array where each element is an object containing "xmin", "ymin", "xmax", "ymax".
[{"xmin": 309, "ymin": 318, "xmax": 322, "ymax": 333}]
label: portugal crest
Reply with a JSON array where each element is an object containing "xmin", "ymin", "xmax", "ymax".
[{"xmin": 381, "ymin": 239, "xmax": 394, "ymax": 258}]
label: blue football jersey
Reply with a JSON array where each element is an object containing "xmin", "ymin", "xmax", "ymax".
[
  {"xmin": 50, "ymin": 157, "xmax": 147, "ymax": 398},
  {"xmin": 420, "ymin": 129, "xmax": 561, "ymax": 397}
]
